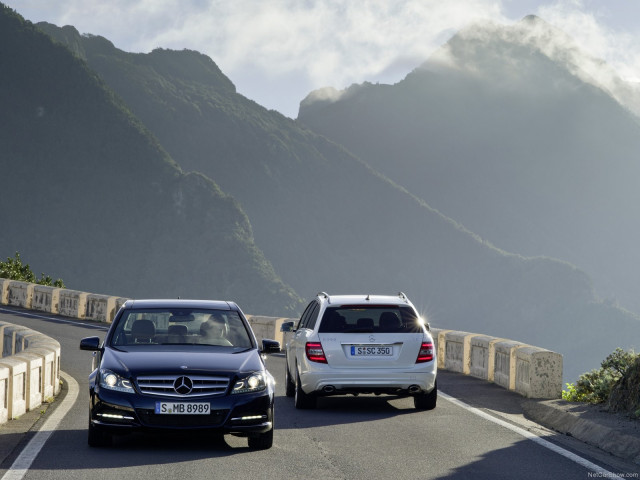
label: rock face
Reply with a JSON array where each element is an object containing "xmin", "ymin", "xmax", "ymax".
[{"xmin": 608, "ymin": 357, "xmax": 640, "ymax": 417}]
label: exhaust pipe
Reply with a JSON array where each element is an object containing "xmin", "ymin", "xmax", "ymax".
[
  {"xmin": 323, "ymin": 385, "xmax": 335, "ymax": 394},
  {"xmin": 408, "ymin": 385, "xmax": 421, "ymax": 394}
]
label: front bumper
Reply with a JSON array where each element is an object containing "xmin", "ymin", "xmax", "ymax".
[{"xmin": 89, "ymin": 386, "xmax": 274, "ymax": 436}]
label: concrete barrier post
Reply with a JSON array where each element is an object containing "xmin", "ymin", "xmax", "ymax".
[
  {"xmin": 114, "ymin": 297, "xmax": 130, "ymax": 315},
  {"xmin": 32, "ymin": 285, "xmax": 61, "ymax": 314},
  {"xmin": 0, "ymin": 365, "xmax": 8, "ymax": 423},
  {"xmin": 469, "ymin": 335, "xmax": 495, "ymax": 380},
  {"xmin": 86, "ymin": 294, "xmax": 118, "ymax": 323},
  {"xmin": 0, "ymin": 279, "xmax": 10, "ymax": 305},
  {"xmin": 13, "ymin": 352, "xmax": 43, "ymax": 411},
  {"xmin": 493, "ymin": 340, "xmax": 525, "ymax": 391},
  {"xmin": 443, "ymin": 331, "xmax": 473, "ymax": 373},
  {"xmin": 430, "ymin": 328, "xmax": 443, "ymax": 354},
  {"xmin": 3, "ymin": 325, "xmax": 30, "ymax": 358},
  {"xmin": 515, "ymin": 346, "xmax": 563, "ymax": 399},
  {"xmin": 0, "ymin": 322, "xmax": 9, "ymax": 357},
  {"xmin": 8, "ymin": 281, "xmax": 34, "ymax": 309},
  {"xmin": 245, "ymin": 315, "xmax": 294, "ymax": 344},
  {"xmin": 436, "ymin": 330, "xmax": 451, "ymax": 369},
  {"xmin": 59, "ymin": 290, "xmax": 88, "ymax": 319},
  {"xmin": 0, "ymin": 358, "xmax": 27, "ymax": 419},
  {"xmin": 25, "ymin": 347, "xmax": 56, "ymax": 400},
  {"xmin": 24, "ymin": 340, "xmax": 61, "ymax": 395},
  {"xmin": 487, "ymin": 338, "xmax": 505, "ymax": 382}
]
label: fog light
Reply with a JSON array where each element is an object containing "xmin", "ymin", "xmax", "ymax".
[
  {"xmin": 242, "ymin": 415, "xmax": 264, "ymax": 420},
  {"xmin": 231, "ymin": 414, "xmax": 268, "ymax": 422},
  {"xmin": 97, "ymin": 412, "xmax": 135, "ymax": 420}
]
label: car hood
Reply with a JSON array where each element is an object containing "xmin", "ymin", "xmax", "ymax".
[{"xmin": 101, "ymin": 346, "xmax": 263, "ymax": 378}]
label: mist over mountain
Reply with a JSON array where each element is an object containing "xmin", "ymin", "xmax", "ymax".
[
  {"xmin": 299, "ymin": 16, "xmax": 640, "ymax": 320},
  {"xmin": 0, "ymin": 5, "xmax": 301, "ymax": 315},
  {"xmin": 31, "ymin": 15, "xmax": 640, "ymax": 381}
]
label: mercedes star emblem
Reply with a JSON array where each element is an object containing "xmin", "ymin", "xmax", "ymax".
[{"xmin": 173, "ymin": 376, "xmax": 193, "ymax": 395}]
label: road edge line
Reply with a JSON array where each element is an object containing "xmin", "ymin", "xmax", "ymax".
[
  {"xmin": 439, "ymin": 391, "xmax": 623, "ymax": 478},
  {"xmin": 1, "ymin": 372, "xmax": 79, "ymax": 480}
]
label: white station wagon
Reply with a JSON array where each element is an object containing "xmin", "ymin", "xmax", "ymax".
[{"xmin": 281, "ymin": 292, "xmax": 437, "ymax": 410}]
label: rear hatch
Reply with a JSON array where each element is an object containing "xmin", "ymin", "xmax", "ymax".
[
  {"xmin": 316, "ymin": 304, "xmax": 428, "ymax": 369},
  {"xmin": 319, "ymin": 332, "xmax": 425, "ymax": 368}
]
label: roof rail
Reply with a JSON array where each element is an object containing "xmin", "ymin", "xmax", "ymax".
[
  {"xmin": 398, "ymin": 292, "xmax": 408, "ymax": 301},
  {"xmin": 317, "ymin": 292, "xmax": 330, "ymax": 303}
]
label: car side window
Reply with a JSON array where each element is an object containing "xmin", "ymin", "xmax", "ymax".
[
  {"xmin": 305, "ymin": 303, "xmax": 321, "ymax": 331},
  {"xmin": 297, "ymin": 302, "xmax": 315, "ymax": 329}
]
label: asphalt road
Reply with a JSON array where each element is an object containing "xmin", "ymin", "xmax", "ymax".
[{"xmin": 0, "ymin": 306, "xmax": 637, "ymax": 480}]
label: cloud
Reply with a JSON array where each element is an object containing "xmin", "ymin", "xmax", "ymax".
[
  {"xmin": 9, "ymin": 1, "xmax": 505, "ymax": 85},
  {"xmin": 538, "ymin": 1, "xmax": 640, "ymax": 81},
  {"xmin": 7, "ymin": 0, "xmax": 640, "ymax": 116},
  {"xmin": 535, "ymin": 2, "xmax": 640, "ymax": 114}
]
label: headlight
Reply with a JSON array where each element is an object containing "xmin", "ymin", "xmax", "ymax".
[
  {"xmin": 231, "ymin": 373, "xmax": 267, "ymax": 394},
  {"xmin": 99, "ymin": 369, "xmax": 135, "ymax": 393}
]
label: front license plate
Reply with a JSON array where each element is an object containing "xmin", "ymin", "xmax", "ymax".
[
  {"xmin": 155, "ymin": 402, "xmax": 210, "ymax": 415},
  {"xmin": 350, "ymin": 345, "xmax": 393, "ymax": 356}
]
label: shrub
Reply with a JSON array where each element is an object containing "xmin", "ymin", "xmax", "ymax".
[
  {"xmin": 607, "ymin": 356, "xmax": 640, "ymax": 417},
  {"xmin": 0, "ymin": 252, "xmax": 65, "ymax": 288},
  {"xmin": 563, "ymin": 348, "xmax": 639, "ymax": 404}
]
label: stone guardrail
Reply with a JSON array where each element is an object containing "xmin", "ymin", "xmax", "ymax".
[
  {"xmin": 0, "ymin": 278, "xmax": 62, "ymax": 424},
  {"xmin": 0, "ymin": 278, "xmax": 562, "ymax": 428},
  {"xmin": 430, "ymin": 328, "xmax": 562, "ymax": 399}
]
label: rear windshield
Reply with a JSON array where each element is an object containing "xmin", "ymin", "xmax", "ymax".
[
  {"xmin": 318, "ymin": 305, "xmax": 424, "ymax": 333},
  {"xmin": 109, "ymin": 308, "xmax": 253, "ymax": 348}
]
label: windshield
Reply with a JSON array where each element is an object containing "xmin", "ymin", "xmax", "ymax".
[
  {"xmin": 109, "ymin": 308, "xmax": 253, "ymax": 348},
  {"xmin": 318, "ymin": 305, "xmax": 424, "ymax": 333}
]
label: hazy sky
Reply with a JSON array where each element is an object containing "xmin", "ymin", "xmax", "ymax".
[{"xmin": 5, "ymin": 0, "xmax": 640, "ymax": 118}]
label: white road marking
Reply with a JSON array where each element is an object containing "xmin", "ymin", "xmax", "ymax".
[
  {"xmin": 1, "ymin": 372, "xmax": 79, "ymax": 480},
  {"xmin": 439, "ymin": 391, "xmax": 622, "ymax": 478}
]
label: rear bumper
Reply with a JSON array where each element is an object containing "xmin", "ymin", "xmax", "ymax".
[{"xmin": 300, "ymin": 364, "xmax": 437, "ymax": 396}]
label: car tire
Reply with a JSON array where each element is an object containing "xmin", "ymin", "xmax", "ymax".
[
  {"xmin": 248, "ymin": 427, "xmax": 274, "ymax": 450},
  {"xmin": 414, "ymin": 381, "xmax": 437, "ymax": 410},
  {"xmin": 284, "ymin": 356, "xmax": 295, "ymax": 397},
  {"xmin": 294, "ymin": 370, "xmax": 316, "ymax": 409},
  {"xmin": 88, "ymin": 420, "xmax": 112, "ymax": 447}
]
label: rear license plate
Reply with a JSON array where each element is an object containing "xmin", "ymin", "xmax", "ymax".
[
  {"xmin": 155, "ymin": 402, "xmax": 210, "ymax": 415},
  {"xmin": 350, "ymin": 345, "xmax": 393, "ymax": 356}
]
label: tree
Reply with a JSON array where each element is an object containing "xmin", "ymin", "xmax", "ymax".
[{"xmin": 0, "ymin": 252, "xmax": 65, "ymax": 288}]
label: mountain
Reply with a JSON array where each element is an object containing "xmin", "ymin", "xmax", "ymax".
[
  {"xmin": 33, "ymin": 17, "xmax": 640, "ymax": 381},
  {"xmin": 298, "ymin": 15, "xmax": 640, "ymax": 319},
  {"xmin": 0, "ymin": 5, "xmax": 301, "ymax": 315}
]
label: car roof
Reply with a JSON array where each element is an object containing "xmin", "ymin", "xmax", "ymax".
[
  {"xmin": 124, "ymin": 299, "xmax": 237, "ymax": 311},
  {"xmin": 317, "ymin": 293, "xmax": 413, "ymax": 307}
]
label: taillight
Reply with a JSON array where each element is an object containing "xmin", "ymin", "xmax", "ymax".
[
  {"xmin": 416, "ymin": 342, "xmax": 434, "ymax": 363},
  {"xmin": 305, "ymin": 342, "xmax": 327, "ymax": 363}
]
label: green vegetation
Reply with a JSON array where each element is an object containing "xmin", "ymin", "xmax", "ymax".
[
  {"xmin": 562, "ymin": 348, "xmax": 639, "ymax": 405},
  {"xmin": 0, "ymin": 252, "xmax": 65, "ymax": 288}
]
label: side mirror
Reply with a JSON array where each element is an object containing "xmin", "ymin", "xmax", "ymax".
[
  {"xmin": 80, "ymin": 336, "xmax": 101, "ymax": 351},
  {"xmin": 261, "ymin": 339, "xmax": 281, "ymax": 354},
  {"xmin": 280, "ymin": 321, "xmax": 295, "ymax": 333}
]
